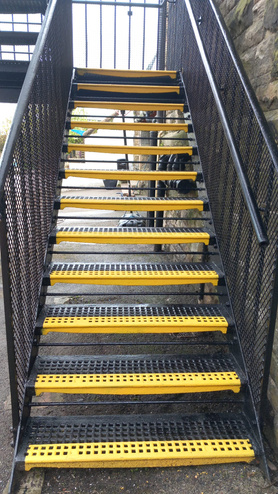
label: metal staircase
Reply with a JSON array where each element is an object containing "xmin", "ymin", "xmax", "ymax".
[
  {"xmin": 14, "ymin": 67, "xmax": 259, "ymax": 474},
  {"xmin": 1, "ymin": 0, "xmax": 278, "ymax": 491}
]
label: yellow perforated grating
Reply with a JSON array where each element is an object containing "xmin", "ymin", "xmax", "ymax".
[
  {"xmin": 66, "ymin": 144, "xmax": 193, "ymax": 155},
  {"xmin": 77, "ymin": 84, "xmax": 181, "ymax": 94},
  {"xmin": 55, "ymin": 231, "xmax": 210, "ymax": 245},
  {"xmin": 76, "ymin": 68, "xmax": 178, "ymax": 78},
  {"xmin": 42, "ymin": 315, "xmax": 228, "ymax": 335},
  {"xmin": 58, "ymin": 198, "xmax": 204, "ymax": 212},
  {"xmin": 34, "ymin": 371, "xmax": 241, "ymax": 395},
  {"xmin": 73, "ymin": 101, "xmax": 184, "ymax": 111},
  {"xmin": 49, "ymin": 269, "xmax": 219, "ymax": 286},
  {"xmin": 69, "ymin": 121, "xmax": 189, "ymax": 132},
  {"xmin": 25, "ymin": 439, "xmax": 254, "ymax": 470}
]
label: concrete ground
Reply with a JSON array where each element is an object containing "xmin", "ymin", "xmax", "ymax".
[{"xmin": 1, "ymin": 179, "xmax": 278, "ymax": 493}]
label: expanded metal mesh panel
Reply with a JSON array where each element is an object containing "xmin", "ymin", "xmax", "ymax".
[
  {"xmin": 0, "ymin": 0, "xmax": 72, "ymax": 423},
  {"xmin": 167, "ymin": 0, "xmax": 278, "ymax": 412}
]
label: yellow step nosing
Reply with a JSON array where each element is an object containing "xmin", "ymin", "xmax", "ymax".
[
  {"xmin": 73, "ymin": 101, "xmax": 184, "ymax": 111},
  {"xmin": 55, "ymin": 231, "xmax": 210, "ymax": 245},
  {"xmin": 34, "ymin": 371, "xmax": 241, "ymax": 395},
  {"xmin": 64, "ymin": 170, "xmax": 197, "ymax": 181},
  {"xmin": 77, "ymin": 84, "xmax": 180, "ymax": 94},
  {"xmin": 70, "ymin": 121, "xmax": 188, "ymax": 131},
  {"xmin": 41, "ymin": 315, "xmax": 228, "ymax": 335},
  {"xmin": 25, "ymin": 438, "xmax": 254, "ymax": 470},
  {"xmin": 66, "ymin": 144, "xmax": 192, "ymax": 155},
  {"xmin": 49, "ymin": 270, "xmax": 219, "ymax": 286},
  {"xmin": 76, "ymin": 68, "xmax": 178, "ymax": 78},
  {"xmin": 58, "ymin": 198, "xmax": 204, "ymax": 212}
]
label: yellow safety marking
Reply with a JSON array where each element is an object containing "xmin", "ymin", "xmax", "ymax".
[
  {"xmin": 42, "ymin": 315, "xmax": 228, "ymax": 335},
  {"xmin": 49, "ymin": 269, "xmax": 219, "ymax": 286},
  {"xmin": 70, "ymin": 121, "xmax": 189, "ymax": 131},
  {"xmin": 76, "ymin": 68, "xmax": 178, "ymax": 79},
  {"xmin": 55, "ymin": 231, "xmax": 210, "ymax": 245},
  {"xmin": 73, "ymin": 101, "xmax": 184, "ymax": 111},
  {"xmin": 59, "ymin": 198, "xmax": 204, "ymax": 212},
  {"xmin": 67, "ymin": 144, "xmax": 192, "ymax": 155},
  {"xmin": 64, "ymin": 169, "xmax": 197, "ymax": 181},
  {"xmin": 34, "ymin": 371, "xmax": 241, "ymax": 395},
  {"xmin": 25, "ymin": 438, "xmax": 254, "ymax": 470},
  {"xmin": 77, "ymin": 84, "xmax": 180, "ymax": 94}
]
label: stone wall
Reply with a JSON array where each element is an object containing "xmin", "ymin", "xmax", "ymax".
[
  {"xmin": 214, "ymin": 0, "xmax": 278, "ymax": 453},
  {"xmin": 214, "ymin": 0, "xmax": 278, "ymax": 141}
]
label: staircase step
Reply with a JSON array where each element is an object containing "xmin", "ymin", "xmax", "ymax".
[
  {"xmin": 0, "ymin": 31, "xmax": 38, "ymax": 45},
  {"xmin": 75, "ymin": 83, "xmax": 182, "ymax": 94},
  {"xmin": 17, "ymin": 413, "xmax": 256, "ymax": 470},
  {"xmin": 65, "ymin": 143, "xmax": 195, "ymax": 155},
  {"xmin": 27, "ymin": 354, "xmax": 244, "ymax": 396},
  {"xmin": 75, "ymin": 68, "xmax": 179, "ymax": 84},
  {"xmin": 49, "ymin": 227, "xmax": 214, "ymax": 246},
  {"xmin": 0, "ymin": 0, "xmax": 47, "ymax": 14},
  {"xmin": 37, "ymin": 303, "xmax": 232, "ymax": 335},
  {"xmin": 55, "ymin": 196, "xmax": 207, "ymax": 212},
  {"xmin": 68, "ymin": 120, "xmax": 192, "ymax": 132},
  {"xmin": 73, "ymin": 83, "xmax": 183, "ymax": 103},
  {"xmin": 71, "ymin": 101, "xmax": 186, "ymax": 111},
  {"xmin": 43, "ymin": 262, "xmax": 223, "ymax": 287},
  {"xmin": 60, "ymin": 169, "xmax": 199, "ymax": 181}
]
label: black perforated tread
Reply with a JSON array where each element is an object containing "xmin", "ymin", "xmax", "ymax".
[
  {"xmin": 16, "ymin": 412, "xmax": 258, "ymax": 456},
  {"xmin": 28, "ymin": 353, "xmax": 244, "ymax": 380}
]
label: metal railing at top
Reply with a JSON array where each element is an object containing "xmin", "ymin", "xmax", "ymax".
[
  {"xmin": 0, "ymin": 13, "xmax": 43, "ymax": 61},
  {"xmin": 0, "ymin": 0, "xmax": 72, "ymax": 430},
  {"xmin": 71, "ymin": 0, "xmax": 165, "ymax": 70},
  {"xmin": 167, "ymin": 0, "xmax": 278, "ymax": 420}
]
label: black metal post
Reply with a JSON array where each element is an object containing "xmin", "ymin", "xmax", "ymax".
[
  {"xmin": 148, "ymin": 130, "xmax": 158, "ymax": 227},
  {"xmin": 0, "ymin": 212, "xmax": 20, "ymax": 433}
]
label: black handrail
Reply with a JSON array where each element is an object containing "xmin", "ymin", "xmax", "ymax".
[{"xmin": 185, "ymin": 0, "xmax": 268, "ymax": 246}]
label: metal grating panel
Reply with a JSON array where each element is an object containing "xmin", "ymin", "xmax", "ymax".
[
  {"xmin": 33, "ymin": 354, "xmax": 238, "ymax": 375},
  {"xmin": 20, "ymin": 413, "xmax": 256, "ymax": 444},
  {"xmin": 0, "ymin": 0, "xmax": 72, "ymax": 426}
]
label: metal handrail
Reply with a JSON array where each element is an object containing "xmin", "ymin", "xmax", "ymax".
[{"xmin": 185, "ymin": 0, "xmax": 268, "ymax": 246}]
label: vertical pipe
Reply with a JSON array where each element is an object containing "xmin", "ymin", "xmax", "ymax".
[
  {"xmin": 128, "ymin": 0, "xmax": 132, "ymax": 69},
  {"xmin": 12, "ymin": 14, "xmax": 15, "ymax": 61},
  {"xmin": 0, "ymin": 212, "xmax": 20, "ymax": 434},
  {"xmin": 27, "ymin": 14, "xmax": 31, "ymax": 62},
  {"xmin": 142, "ymin": 0, "xmax": 146, "ymax": 70},
  {"xmin": 148, "ymin": 130, "xmax": 158, "ymax": 227},
  {"xmin": 100, "ymin": 0, "xmax": 103, "ymax": 68},
  {"xmin": 155, "ymin": 0, "xmax": 167, "ymax": 248},
  {"xmin": 114, "ymin": 0, "xmax": 117, "ymax": 68},
  {"xmin": 85, "ymin": 3, "xmax": 88, "ymax": 67}
]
